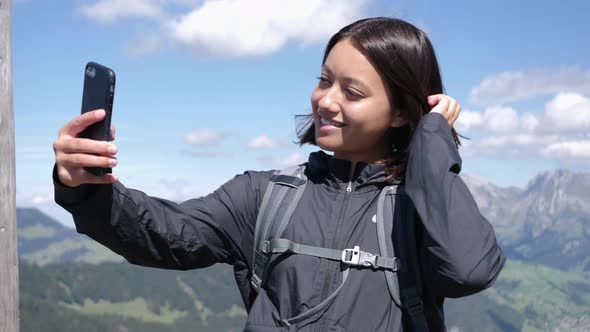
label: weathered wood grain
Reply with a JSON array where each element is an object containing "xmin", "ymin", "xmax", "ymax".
[{"xmin": 0, "ymin": 0, "xmax": 19, "ymax": 331}]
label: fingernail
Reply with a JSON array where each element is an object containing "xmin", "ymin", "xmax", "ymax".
[
  {"xmin": 112, "ymin": 175, "xmax": 118, "ymax": 181},
  {"xmin": 108, "ymin": 145, "xmax": 117, "ymax": 154},
  {"xmin": 109, "ymin": 159, "xmax": 118, "ymax": 166},
  {"xmin": 96, "ymin": 109, "xmax": 105, "ymax": 118}
]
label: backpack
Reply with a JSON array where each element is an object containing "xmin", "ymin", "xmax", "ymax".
[{"xmin": 249, "ymin": 165, "xmax": 429, "ymax": 331}]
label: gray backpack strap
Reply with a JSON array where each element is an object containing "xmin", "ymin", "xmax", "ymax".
[
  {"xmin": 376, "ymin": 185, "xmax": 402, "ymax": 306},
  {"xmin": 267, "ymin": 238, "xmax": 400, "ymax": 271},
  {"xmin": 379, "ymin": 185, "xmax": 429, "ymax": 332},
  {"xmin": 250, "ymin": 165, "xmax": 307, "ymax": 293},
  {"xmin": 279, "ymin": 268, "xmax": 351, "ymax": 328},
  {"xmin": 264, "ymin": 237, "xmax": 400, "ymax": 328}
]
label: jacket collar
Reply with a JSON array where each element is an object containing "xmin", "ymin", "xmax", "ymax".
[{"xmin": 306, "ymin": 151, "xmax": 390, "ymax": 189}]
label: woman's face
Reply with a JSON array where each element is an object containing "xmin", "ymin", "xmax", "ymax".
[{"xmin": 311, "ymin": 38, "xmax": 406, "ymax": 164}]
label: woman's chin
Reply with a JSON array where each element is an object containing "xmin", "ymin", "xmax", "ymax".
[{"xmin": 315, "ymin": 138, "xmax": 340, "ymax": 153}]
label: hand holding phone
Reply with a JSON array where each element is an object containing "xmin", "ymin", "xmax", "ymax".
[
  {"xmin": 52, "ymin": 62, "xmax": 118, "ymax": 187},
  {"xmin": 53, "ymin": 109, "xmax": 118, "ymax": 187}
]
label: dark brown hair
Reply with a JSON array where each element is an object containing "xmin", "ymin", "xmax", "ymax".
[{"xmin": 297, "ymin": 17, "xmax": 460, "ymax": 181}]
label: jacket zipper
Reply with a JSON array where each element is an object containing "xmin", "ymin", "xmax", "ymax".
[{"xmin": 314, "ymin": 179, "xmax": 353, "ymax": 331}]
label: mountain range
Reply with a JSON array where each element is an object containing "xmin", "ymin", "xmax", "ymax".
[
  {"xmin": 463, "ymin": 169, "xmax": 590, "ymax": 271},
  {"xmin": 14, "ymin": 168, "xmax": 590, "ymax": 331}
]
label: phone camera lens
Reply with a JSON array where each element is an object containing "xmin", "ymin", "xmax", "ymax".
[{"xmin": 86, "ymin": 65, "xmax": 96, "ymax": 78}]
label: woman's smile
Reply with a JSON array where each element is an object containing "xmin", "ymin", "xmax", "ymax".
[{"xmin": 318, "ymin": 115, "xmax": 347, "ymax": 131}]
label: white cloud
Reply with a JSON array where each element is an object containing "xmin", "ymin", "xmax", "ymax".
[
  {"xmin": 456, "ymin": 90, "xmax": 590, "ymax": 160},
  {"xmin": 482, "ymin": 106, "xmax": 520, "ymax": 133},
  {"xmin": 543, "ymin": 140, "xmax": 590, "ymax": 159},
  {"xmin": 479, "ymin": 134, "xmax": 559, "ymax": 148},
  {"xmin": 520, "ymin": 113, "xmax": 539, "ymax": 133},
  {"xmin": 80, "ymin": 0, "xmax": 370, "ymax": 57},
  {"xmin": 469, "ymin": 66, "xmax": 590, "ymax": 106},
  {"xmin": 544, "ymin": 92, "xmax": 590, "ymax": 131},
  {"xmin": 246, "ymin": 135, "xmax": 282, "ymax": 149},
  {"xmin": 456, "ymin": 92, "xmax": 590, "ymax": 137},
  {"xmin": 454, "ymin": 110, "xmax": 483, "ymax": 132},
  {"xmin": 17, "ymin": 188, "xmax": 54, "ymax": 205},
  {"xmin": 79, "ymin": 0, "xmax": 167, "ymax": 24},
  {"xmin": 169, "ymin": 0, "xmax": 369, "ymax": 57},
  {"xmin": 455, "ymin": 107, "xmax": 538, "ymax": 134},
  {"xmin": 183, "ymin": 128, "xmax": 225, "ymax": 146}
]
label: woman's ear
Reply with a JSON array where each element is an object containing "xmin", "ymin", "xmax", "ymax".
[{"xmin": 390, "ymin": 110, "xmax": 409, "ymax": 128}]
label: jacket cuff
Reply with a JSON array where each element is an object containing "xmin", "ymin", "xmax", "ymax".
[
  {"xmin": 52, "ymin": 163, "xmax": 96, "ymax": 205},
  {"xmin": 422, "ymin": 112, "xmax": 453, "ymax": 137},
  {"xmin": 420, "ymin": 111, "xmax": 462, "ymax": 172}
]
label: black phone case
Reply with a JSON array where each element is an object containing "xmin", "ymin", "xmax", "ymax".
[{"xmin": 79, "ymin": 61, "xmax": 116, "ymax": 176}]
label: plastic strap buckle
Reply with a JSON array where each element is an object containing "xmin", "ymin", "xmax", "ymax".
[
  {"xmin": 261, "ymin": 240, "xmax": 271, "ymax": 254},
  {"xmin": 341, "ymin": 246, "xmax": 378, "ymax": 268}
]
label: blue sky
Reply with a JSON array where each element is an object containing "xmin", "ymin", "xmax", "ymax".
[{"xmin": 12, "ymin": 0, "xmax": 590, "ymax": 226}]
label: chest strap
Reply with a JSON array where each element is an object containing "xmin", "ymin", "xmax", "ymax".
[
  {"xmin": 264, "ymin": 238, "xmax": 401, "ymax": 327},
  {"xmin": 265, "ymin": 238, "xmax": 400, "ymax": 271}
]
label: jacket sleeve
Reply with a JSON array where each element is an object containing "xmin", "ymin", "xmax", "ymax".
[
  {"xmin": 53, "ymin": 165, "xmax": 273, "ymax": 270},
  {"xmin": 405, "ymin": 112, "xmax": 506, "ymax": 298}
]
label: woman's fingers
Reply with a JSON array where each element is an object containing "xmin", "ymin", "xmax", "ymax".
[
  {"xmin": 429, "ymin": 95, "xmax": 450, "ymax": 115},
  {"xmin": 60, "ymin": 109, "xmax": 106, "ymax": 138},
  {"xmin": 427, "ymin": 94, "xmax": 462, "ymax": 127},
  {"xmin": 54, "ymin": 110, "xmax": 120, "ymax": 187},
  {"xmin": 450, "ymin": 103, "xmax": 461, "ymax": 127},
  {"xmin": 55, "ymin": 137, "xmax": 117, "ymax": 156},
  {"xmin": 57, "ymin": 152, "xmax": 118, "ymax": 169},
  {"xmin": 447, "ymin": 98, "xmax": 457, "ymax": 125},
  {"xmin": 427, "ymin": 94, "xmax": 444, "ymax": 106}
]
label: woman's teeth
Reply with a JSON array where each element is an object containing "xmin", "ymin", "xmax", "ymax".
[{"xmin": 320, "ymin": 117, "xmax": 344, "ymax": 127}]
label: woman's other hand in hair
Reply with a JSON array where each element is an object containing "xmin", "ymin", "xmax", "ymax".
[{"xmin": 427, "ymin": 94, "xmax": 461, "ymax": 127}]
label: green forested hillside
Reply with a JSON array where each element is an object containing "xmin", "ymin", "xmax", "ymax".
[
  {"xmin": 445, "ymin": 260, "xmax": 590, "ymax": 331},
  {"xmin": 17, "ymin": 207, "xmax": 122, "ymax": 265},
  {"xmin": 19, "ymin": 258, "xmax": 590, "ymax": 332},
  {"xmin": 19, "ymin": 261, "xmax": 246, "ymax": 332}
]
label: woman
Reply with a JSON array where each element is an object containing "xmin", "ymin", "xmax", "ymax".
[{"xmin": 53, "ymin": 17, "xmax": 505, "ymax": 331}]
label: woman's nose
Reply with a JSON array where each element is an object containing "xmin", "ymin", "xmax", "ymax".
[{"xmin": 317, "ymin": 88, "xmax": 341, "ymax": 113}]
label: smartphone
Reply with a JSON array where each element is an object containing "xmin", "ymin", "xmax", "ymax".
[{"xmin": 79, "ymin": 61, "xmax": 116, "ymax": 176}]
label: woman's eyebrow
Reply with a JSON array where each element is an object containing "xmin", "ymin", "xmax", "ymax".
[{"xmin": 321, "ymin": 65, "xmax": 370, "ymax": 91}]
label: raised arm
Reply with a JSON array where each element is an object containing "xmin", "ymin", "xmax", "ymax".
[
  {"xmin": 52, "ymin": 108, "xmax": 270, "ymax": 270},
  {"xmin": 405, "ymin": 98, "xmax": 506, "ymax": 298},
  {"xmin": 53, "ymin": 168, "xmax": 270, "ymax": 270}
]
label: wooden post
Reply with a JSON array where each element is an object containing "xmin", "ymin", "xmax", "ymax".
[{"xmin": 0, "ymin": 0, "xmax": 19, "ymax": 331}]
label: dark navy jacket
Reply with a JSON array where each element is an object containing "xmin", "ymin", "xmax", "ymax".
[{"xmin": 54, "ymin": 112, "xmax": 506, "ymax": 331}]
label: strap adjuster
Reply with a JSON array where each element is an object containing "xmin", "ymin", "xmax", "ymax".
[
  {"xmin": 404, "ymin": 296, "xmax": 424, "ymax": 316},
  {"xmin": 250, "ymin": 274, "xmax": 262, "ymax": 291},
  {"xmin": 341, "ymin": 246, "xmax": 378, "ymax": 268}
]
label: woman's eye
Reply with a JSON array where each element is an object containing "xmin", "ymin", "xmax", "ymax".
[
  {"xmin": 317, "ymin": 76, "xmax": 331, "ymax": 86},
  {"xmin": 346, "ymin": 88, "xmax": 364, "ymax": 98}
]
